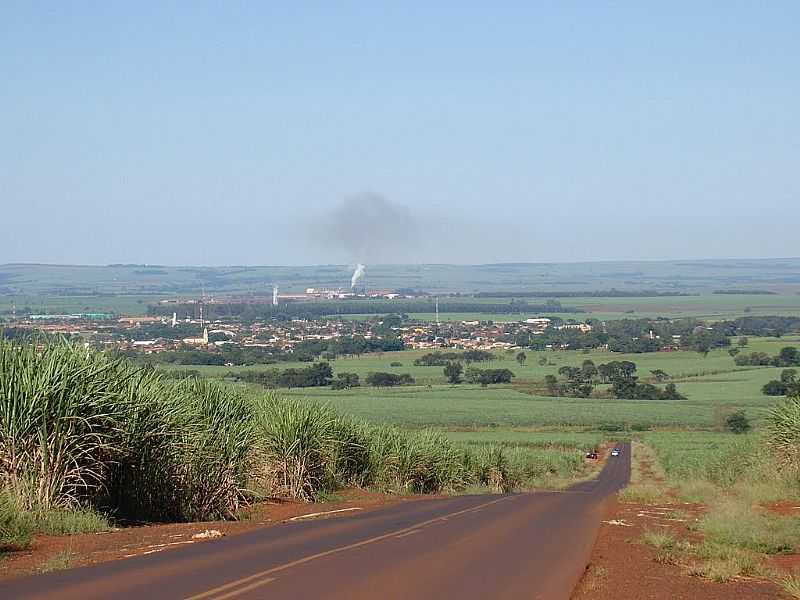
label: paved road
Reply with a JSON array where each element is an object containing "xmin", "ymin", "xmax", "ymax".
[{"xmin": 1, "ymin": 443, "xmax": 630, "ymax": 600}]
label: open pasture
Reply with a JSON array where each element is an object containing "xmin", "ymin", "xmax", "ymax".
[
  {"xmin": 328, "ymin": 294, "xmax": 800, "ymax": 323},
  {"xmin": 0, "ymin": 294, "xmax": 157, "ymax": 317},
  {"xmin": 266, "ymin": 339, "xmax": 800, "ymax": 430},
  {"xmin": 170, "ymin": 338, "xmax": 800, "ymax": 389}
]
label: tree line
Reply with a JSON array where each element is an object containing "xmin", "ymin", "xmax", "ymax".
[
  {"xmin": 543, "ymin": 359, "xmax": 685, "ymax": 400},
  {"xmin": 148, "ymin": 299, "xmax": 578, "ymax": 321}
]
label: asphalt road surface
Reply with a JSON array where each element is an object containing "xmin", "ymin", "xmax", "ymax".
[{"xmin": 1, "ymin": 442, "xmax": 630, "ymax": 600}]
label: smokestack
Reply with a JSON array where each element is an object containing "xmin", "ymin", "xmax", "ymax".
[
  {"xmin": 351, "ymin": 263, "xmax": 366, "ymax": 288},
  {"xmin": 272, "ymin": 285, "xmax": 279, "ymax": 306},
  {"xmin": 172, "ymin": 312, "xmax": 177, "ymax": 328}
]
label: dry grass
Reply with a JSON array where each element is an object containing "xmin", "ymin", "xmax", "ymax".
[
  {"xmin": 780, "ymin": 572, "xmax": 800, "ymax": 599},
  {"xmin": 580, "ymin": 563, "xmax": 608, "ymax": 593},
  {"xmin": 619, "ymin": 482, "xmax": 667, "ymax": 504}
]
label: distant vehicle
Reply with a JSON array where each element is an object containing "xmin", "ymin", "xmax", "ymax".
[
  {"xmin": 585, "ymin": 450, "xmax": 598, "ymax": 459},
  {"xmin": 611, "ymin": 448, "xmax": 620, "ymax": 457}
]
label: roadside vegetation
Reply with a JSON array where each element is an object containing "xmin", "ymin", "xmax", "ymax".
[
  {"xmin": 0, "ymin": 338, "xmax": 594, "ymax": 560},
  {"xmin": 627, "ymin": 402, "xmax": 800, "ymax": 589}
]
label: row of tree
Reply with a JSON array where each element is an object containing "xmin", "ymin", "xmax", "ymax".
[
  {"xmin": 148, "ymin": 299, "xmax": 577, "ymax": 321},
  {"xmin": 414, "ymin": 350, "xmax": 494, "ymax": 366},
  {"xmin": 440, "ymin": 362, "xmax": 514, "ymax": 385},
  {"xmin": 227, "ymin": 363, "xmax": 334, "ymax": 388},
  {"xmin": 543, "ymin": 359, "xmax": 685, "ymax": 400},
  {"xmin": 734, "ymin": 347, "xmax": 800, "ymax": 367},
  {"xmin": 762, "ymin": 369, "xmax": 800, "ymax": 397}
]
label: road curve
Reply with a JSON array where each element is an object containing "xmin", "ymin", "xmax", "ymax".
[{"xmin": 1, "ymin": 442, "xmax": 630, "ymax": 600}]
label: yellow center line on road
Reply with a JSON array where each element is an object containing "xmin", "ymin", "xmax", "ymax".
[
  {"xmin": 211, "ymin": 577, "xmax": 276, "ymax": 600},
  {"xmin": 393, "ymin": 528, "xmax": 422, "ymax": 538},
  {"xmin": 184, "ymin": 495, "xmax": 517, "ymax": 600}
]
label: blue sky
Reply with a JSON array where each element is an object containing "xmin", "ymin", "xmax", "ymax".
[{"xmin": 2, "ymin": 2, "xmax": 798, "ymax": 265}]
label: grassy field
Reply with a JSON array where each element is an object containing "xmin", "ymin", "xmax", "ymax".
[
  {"xmin": 161, "ymin": 337, "xmax": 799, "ymax": 430},
  {"xmin": 5, "ymin": 259, "xmax": 800, "ymax": 294},
  {"xmin": 0, "ymin": 294, "xmax": 158, "ymax": 317},
  {"xmin": 330, "ymin": 294, "xmax": 800, "ymax": 323}
]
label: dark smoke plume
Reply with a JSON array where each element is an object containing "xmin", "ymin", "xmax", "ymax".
[{"xmin": 313, "ymin": 193, "xmax": 419, "ymax": 263}]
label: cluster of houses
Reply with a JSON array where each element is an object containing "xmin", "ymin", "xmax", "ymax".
[{"xmin": 5, "ymin": 311, "xmax": 594, "ymax": 356}]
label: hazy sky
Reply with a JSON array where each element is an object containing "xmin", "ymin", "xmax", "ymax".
[{"xmin": 2, "ymin": 2, "xmax": 798, "ymax": 265}]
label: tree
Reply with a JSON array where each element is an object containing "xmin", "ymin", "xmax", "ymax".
[
  {"xmin": 650, "ymin": 369, "xmax": 670, "ymax": 382},
  {"xmin": 544, "ymin": 374, "xmax": 559, "ymax": 395},
  {"xmin": 538, "ymin": 355, "xmax": 548, "ymax": 366},
  {"xmin": 366, "ymin": 372, "xmax": 415, "ymax": 387},
  {"xmin": 581, "ymin": 359, "xmax": 598, "ymax": 380},
  {"xmin": 726, "ymin": 410, "xmax": 751, "ymax": 434},
  {"xmin": 763, "ymin": 370, "xmax": 800, "ymax": 397},
  {"xmin": 762, "ymin": 380, "xmax": 789, "ymax": 396},
  {"xmin": 661, "ymin": 383, "xmax": 685, "ymax": 400},
  {"xmin": 516, "ymin": 352, "xmax": 527, "ymax": 367},
  {"xmin": 777, "ymin": 347, "xmax": 800, "ymax": 367},
  {"xmin": 331, "ymin": 372, "xmax": 360, "ymax": 390},
  {"xmin": 728, "ymin": 348, "xmax": 740, "ymax": 357},
  {"xmin": 464, "ymin": 368, "xmax": 514, "ymax": 386},
  {"xmin": 444, "ymin": 361, "xmax": 463, "ymax": 384},
  {"xmin": 738, "ymin": 336, "xmax": 749, "ymax": 347}
]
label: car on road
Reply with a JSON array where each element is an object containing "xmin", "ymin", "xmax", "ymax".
[
  {"xmin": 611, "ymin": 448, "xmax": 620, "ymax": 457},
  {"xmin": 585, "ymin": 450, "xmax": 598, "ymax": 459}
]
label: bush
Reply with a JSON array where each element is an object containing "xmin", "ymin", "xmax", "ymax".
[
  {"xmin": 0, "ymin": 490, "xmax": 32, "ymax": 551},
  {"xmin": 726, "ymin": 410, "xmax": 751, "ymax": 434},
  {"xmin": 443, "ymin": 361, "xmax": 463, "ymax": 384},
  {"xmin": 464, "ymin": 368, "xmax": 514, "ymax": 386},
  {"xmin": 365, "ymin": 372, "xmax": 415, "ymax": 387},
  {"xmin": 763, "ymin": 380, "xmax": 790, "ymax": 396},
  {"xmin": 331, "ymin": 373, "xmax": 360, "ymax": 390}
]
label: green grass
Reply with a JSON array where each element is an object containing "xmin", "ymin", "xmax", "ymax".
[
  {"xmin": 38, "ymin": 550, "xmax": 77, "ymax": 573},
  {"xmin": 688, "ymin": 542, "xmax": 764, "ymax": 582},
  {"xmin": 161, "ymin": 339, "xmax": 800, "ymax": 431},
  {"xmin": 0, "ymin": 294, "xmax": 156, "ymax": 317},
  {"xmin": 619, "ymin": 483, "xmax": 666, "ymax": 504},
  {"xmin": 698, "ymin": 498, "xmax": 800, "ymax": 554}
]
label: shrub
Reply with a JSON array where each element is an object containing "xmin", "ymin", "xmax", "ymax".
[
  {"xmin": 365, "ymin": 372, "xmax": 415, "ymax": 387},
  {"xmin": 331, "ymin": 373, "xmax": 360, "ymax": 390},
  {"xmin": 725, "ymin": 410, "xmax": 751, "ymax": 434},
  {"xmin": 0, "ymin": 489, "xmax": 32, "ymax": 551},
  {"xmin": 464, "ymin": 368, "xmax": 514, "ymax": 386},
  {"xmin": 443, "ymin": 361, "xmax": 463, "ymax": 384}
]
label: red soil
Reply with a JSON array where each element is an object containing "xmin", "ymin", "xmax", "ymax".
[
  {"xmin": 0, "ymin": 489, "xmax": 424, "ymax": 581},
  {"xmin": 572, "ymin": 498, "xmax": 792, "ymax": 599}
]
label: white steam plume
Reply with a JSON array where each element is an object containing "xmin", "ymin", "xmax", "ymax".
[{"xmin": 351, "ymin": 263, "xmax": 366, "ymax": 288}]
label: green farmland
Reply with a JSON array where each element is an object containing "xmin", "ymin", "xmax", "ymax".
[{"xmin": 163, "ymin": 337, "xmax": 800, "ymax": 432}]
